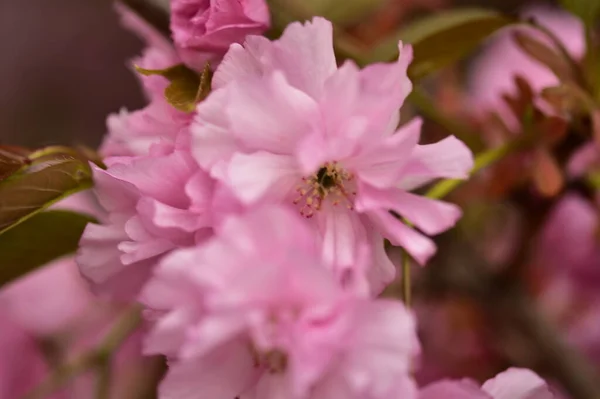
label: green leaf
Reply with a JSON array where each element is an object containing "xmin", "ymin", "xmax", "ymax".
[
  {"xmin": 301, "ymin": 0, "xmax": 385, "ymax": 26},
  {"xmin": 136, "ymin": 63, "xmax": 212, "ymax": 112},
  {"xmin": 560, "ymin": 0, "xmax": 600, "ymax": 29},
  {"xmin": 0, "ymin": 210, "xmax": 95, "ymax": 288},
  {"xmin": 0, "ymin": 149, "xmax": 93, "ymax": 234},
  {"xmin": 369, "ymin": 8, "xmax": 515, "ymax": 80}
]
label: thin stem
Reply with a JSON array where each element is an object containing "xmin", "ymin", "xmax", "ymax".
[
  {"xmin": 401, "ymin": 250, "xmax": 412, "ymax": 307},
  {"xmin": 95, "ymin": 360, "xmax": 112, "ymax": 399},
  {"xmin": 22, "ymin": 306, "xmax": 142, "ymax": 399},
  {"xmin": 426, "ymin": 139, "xmax": 523, "ymax": 200}
]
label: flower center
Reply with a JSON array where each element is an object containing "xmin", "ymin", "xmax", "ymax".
[
  {"xmin": 293, "ymin": 161, "xmax": 356, "ymax": 218},
  {"xmin": 252, "ymin": 348, "xmax": 289, "ymax": 374}
]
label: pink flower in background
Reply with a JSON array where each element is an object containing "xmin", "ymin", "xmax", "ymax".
[
  {"xmin": 532, "ymin": 194, "xmax": 600, "ymax": 363},
  {"xmin": 77, "ymin": 148, "xmax": 229, "ymax": 300},
  {"xmin": 142, "ymin": 206, "xmax": 420, "ymax": 399},
  {"xmin": 0, "ymin": 308, "xmax": 54, "ymax": 399},
  {"xmin": 1, "ymin": 258, "xmax": 95, "ymax": 335},
  {"xmin": 1, "ymin": 259, "xmax": 158, "ymax": 399},
  {"xmin": 171, "ymin": 0, "xmax": 271, "ymax": 70},
  {"xmin": 192, "ymin": 18, "xmax": 473, "ymax": 290},
  {"xmin": 420, "ymin": 368, "xmax": 554, "ymax": 399},
  {"xmin": 468, "ymin": 4, "xmax": 585, "ymax": 130},
  {"xmin": 0, "ymin": 193, "xmax": 157, "ymax": 398},
  {"xmin": 535, "ymin": 194, "xmax": 600, "ymax": 286}
]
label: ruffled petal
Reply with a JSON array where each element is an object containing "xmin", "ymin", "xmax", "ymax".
[
  {"xmin": 357, "ymin": 184, "xmax": 462, "ymax": 235},
  {"xmin": 191, "ymin": 88, "xmax": 240, "ymax": 170},
  {"xmin": 212, "ymin": 36, "xmax": 272, "ymax": 89},
  {"xmin": 420, "ymin": 380, "xmax": 491, "ymax": 399},
  {"xmin": 481, "ymin": 368, "xmax": 554, "ymax": 399},
  {"xmin": 226, "ymin": 71, "xmax": 319, "ymax": 154},
  {"xmin": 159, "ymin": 341, "xmax": 258, "ymax": 399},
  {"xmin": 227, "ymin": 152, "xmax": 299, "ymax": 204},
  {"xmin": 317, "ymin": 207, "xmax": 366, "ymax": 270},
  {"xmin": 350, "ymin": 118, "xmax": 422, "ymax": 188},
  {"xmin": 367, "ymin": 210, "xmax": 436, "ymax": 265},
  {"xmin": 357, "ymin": 42, "xmax": 413, "ymax": 133},
  {"xmin": 398, "ymin": 135, "xmax": 474, "ymax": 191},
  {"xmin": 270, "ymin": 17, "xmax": 337, "ymax": 99}
]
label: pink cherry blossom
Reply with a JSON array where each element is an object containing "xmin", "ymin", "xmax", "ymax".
[
  {"xmin": 468, "ymin": 4, "xmax": 585, "ymax": 130},
  {"xmin": 420, "ymin": 368, "xmax": 554, "ymax": 399},
  {"xmin": 101, "ymin": 3, "xmax": 191, "ymax": 157},
  {"xmin": 532, "ymin": 194, "xmax": 600, "ymax": 361},
  {"xmin": 535, "ymin": 194, "xmax": 600, "ymax": 287},
  {"xmin": 191, "ymin": 18, "xmax": 473, "ymax": 290},
  {"xmin": 76, "ymin": 148, "xmax": 236, "ymax": 300},
  {"xmin": 141, "ymin": 205, "xmax": 419, "ymax": 399},
  {"xmin": 171, "ymin": 0, "xmax": 270, "ymax": 71}
]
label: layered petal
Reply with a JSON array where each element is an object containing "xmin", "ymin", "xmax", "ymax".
[
  {"xmin": 269, "ymin": 17, "xmax": 337, "ymax": 99},
  {"xmin": 349, "ymin": 118, "xmax": 422, "ymax": 188},
  {"xmin": 367, "ymin": 209, "xmax": 436, "ymax": 265},
  {"xmin": 482, "ymin": 368, "xmax": 554, "ymax": 399},
  {"xmin": 226, "ymin": 72, "xmax": 319, "ymax": 153},
  {"xmin": 227, "ymin": 152, "xmax": 299, "ymax": 204},
  {"xmin": 398, "ymin": 135, "xmax": 474, "ymax": 191}
]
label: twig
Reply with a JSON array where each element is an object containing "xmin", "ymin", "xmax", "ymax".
[
  {"xmin": 22, "ymin": 306, "xmax": 142, "ymax": 399},
  {"xmin": 95, "ymin": 359, "xmax": 112, "ymax": 399},
  {"xmin": 401, "ymin": 250, "xmax": 412, "ymax": 306}
]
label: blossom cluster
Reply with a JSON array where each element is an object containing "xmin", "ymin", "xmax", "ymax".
[{"xmin": 69, "ymin": 0, "xmax": 559, "ymax": 398}]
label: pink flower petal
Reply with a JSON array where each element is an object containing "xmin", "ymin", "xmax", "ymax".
[
  {"xmin": 367, "ymin": 209, "xmax": 437, "ymax": 265},
  {"xmin": 318, "ymin": 207, "xmax": 366, "ymax": 270},
  {"xmin": 191, "ymin": 88, "xmax": 240, "ymax": 170},
  {"xmin": 399, "ymin": 135, "xmax": 474, "ymax": 191},
  {"xmin": 351, "ymin": 118, "xmax": 422, "ymax": 188},
  {"xmin": 420, "ymin": 380, "xmax": 491, "ymax": 399},
  {"xmin": 270, "ymin": 17, "xmax": 337, "ymax": 99},
  {"xmin": 357, "ymin": 42, "xmax": 413, "ymax": 133},
  {"xmin": 482, "ymin": 368, "xmax": 554, "ymax": 399},
  {"xmin": 358, "ymin": 184, "xmax": 462, "ymax": 235},
  {"xmin": 226, "ymin": 72, "xmax": 319, "ymax": 153},
  {"xmin": 159, "ymin": 340, "xmax": 259, "ymax": 399},
  {"xmin": 227, "ymin": 151, "xmax": 299, "ymax": 204},
  {"xmin": 212, "ymin": 36, "xmax": 272, "ymax": 89}
]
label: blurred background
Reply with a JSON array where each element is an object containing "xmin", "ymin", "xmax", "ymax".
[
  {"xmin": 0, "ymin": 0, "xmax": 538, "ymax": 149},
  {"xmin": 3, "ymin": 0, "xmax": 600, "ymax": 398}
]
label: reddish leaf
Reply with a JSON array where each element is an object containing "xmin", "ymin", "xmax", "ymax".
[
  {"xmin": 513, "ymin": 32, "xmax": 574, "ymax": 82},
  {"xmin": 531, "ymin": 148, "xmax": 564, "ymax": 197},
  {"xmin": 0, "ymin": 145, "xmax": 31, "ymax": 181},
  {"xmin": 0, "ymin": 151, "xmax": 93, "ymax": 234}
]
